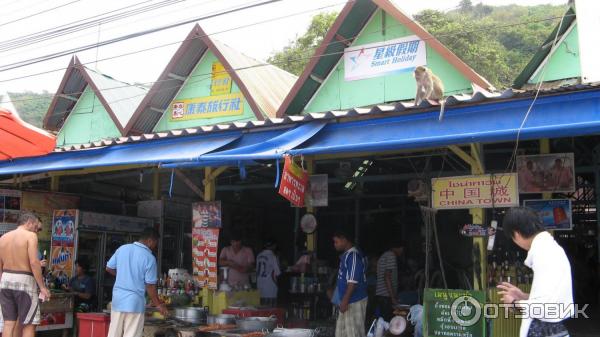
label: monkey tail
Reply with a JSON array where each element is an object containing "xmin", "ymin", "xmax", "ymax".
[{"xmin": 438, "ymin": 99, "xmax": 446, "ymax": 121}]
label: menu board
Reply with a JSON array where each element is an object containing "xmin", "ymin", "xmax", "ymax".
[
  {"xmin": 192, "ymin": 227, "xmax": 219, "ymax": 289},
  {"xmin": 51, "ymin": 210, "xmax": 77, "ymax": 279},
  {"xmin": 0, "ymin": 189, "xmax": 22, "ymax": 233},
  {"xmin": 424, "ymin": 288, "xmax": 485, "ymax": 337}
]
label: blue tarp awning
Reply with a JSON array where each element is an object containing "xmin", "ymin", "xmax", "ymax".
[
  {"xmin": 1, "ymin": 89, "xmax": 600, "ymax": 176},
  {"xmin": 0, "ymin": 133, "xmax": 241, "ymax": 175},
  {"xmin": 289, "ymin": 90, "xmax": 600, "ymax": 156}
]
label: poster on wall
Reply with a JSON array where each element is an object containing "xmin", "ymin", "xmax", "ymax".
[
  {"xmin": 192, "ymin": 227, "xmax": 219, "ymax": 289},
  {"xmin": 306, "ymin": 174, "xmax": 328, "ymax": 207},
  {"xmin": 432, "ymin": 174, "xmax": 519, "ymax": 209},
  {"xmin": 22, "ymin": 191, "xmax": 79, "ymax": 242},
  {"xmin": 517, "ymin": 153, "xmax": 575, "ymax": 193},
  {"xmin": 344, "ymin": 35, "xmax": 427, "ymax": 81},
  {"xmin": 192, "ymin": 201, "xmax": 222, "ymax": 228},
  {"xmin": 523, "ymin": 199, "xmax": 573, "ymax": 230},
  {"xmin": 51, "ymin": 210, "xmax": 77, "ymax": 279},
  {"xmin": 0, "ymin": 189, "xmax": 22, "ymax": 234},
  {"xmin": 170, "ymin": 92, "xmax": 244, "ymax": 121},
  {"xmin": 278, "ymin": 156, "xmax": 309, "ymax": 207},
  {"xmin": 211, "ymin": 62, "xmax": 233, "ymax": 96}
]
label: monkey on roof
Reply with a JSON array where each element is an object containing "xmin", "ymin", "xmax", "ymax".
[{"xmin": 413, "ymin": 65, "xmax": 446, "ymax": 121}]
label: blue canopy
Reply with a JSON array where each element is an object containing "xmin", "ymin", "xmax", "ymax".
[
  {"xmin": 0, "ymin": 132, "xmax": 241, "ymax": 175},
  {"xmin": 1, "ymin": 89, "xmax": 600, "ymax": 176},
  {"xmin": 289, "ymin": 90, "xmax": 600, "ymax": 156}
]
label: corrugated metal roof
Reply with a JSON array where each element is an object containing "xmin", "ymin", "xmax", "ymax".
[
  {"xmin": 124, "ymin": 24, "xmax": 298, "ymax": 135},
  {"xmin": 54, "ymin": 82, "xmax": 600, "ymax": 152},
  {"xmin": 85, "ymin": 69, "xmax": 148, "ymax": 128},
  {"xmin": 43, "ymin": 56, "xmax": 147, "ymax": 134}
]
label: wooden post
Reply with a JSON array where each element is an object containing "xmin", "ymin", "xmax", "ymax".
[
  {"xmin": 305, "ymin": 158, "xmax": 316, "ymax": 252},
  {"xmin": 50, "ymin": 176, "xmax": 60, "ymax": 192},
  {"xmin": 469, "ymin": 144, "xmax": 487, "ymax": 292},
  {"xmin": 153, "ymin": 169, "xmax": 160, "ymax": 200}
]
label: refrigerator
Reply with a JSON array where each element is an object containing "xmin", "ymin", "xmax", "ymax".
[{"xmin": 51, "ymin": 210, "xmax": 153, "ymax": 311}]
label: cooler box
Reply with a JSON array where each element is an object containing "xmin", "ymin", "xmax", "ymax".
[{"xmin": 77, "ymin": 313, "xmax": 110, "ymax": 337}]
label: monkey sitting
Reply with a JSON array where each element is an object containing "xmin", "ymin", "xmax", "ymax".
[{"xmin": 413, "ymin": 65, "xmax": 446, "ymax": 121}]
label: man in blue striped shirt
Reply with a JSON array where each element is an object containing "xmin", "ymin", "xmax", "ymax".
[{"xmin": 333, "ymin": 231, "xmax": 368, "ymax": 337}]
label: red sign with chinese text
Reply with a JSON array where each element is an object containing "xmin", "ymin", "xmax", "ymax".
[{"xmin": 278, "ymin": 156, "xmax": 309, "ymax": 207}]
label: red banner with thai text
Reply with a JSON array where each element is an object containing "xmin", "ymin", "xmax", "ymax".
[{"xmin": 278, "ymin": 156, "xmax": 308, "ymax": 207}]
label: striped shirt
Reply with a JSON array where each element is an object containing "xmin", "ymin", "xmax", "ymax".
[
  {"xmin": 376, "ymin": 251, "xmax": 398, "ymax": 297},
  {"xmin": 336, "ymin": 247, "xmax": 368, "ymax": 304}
]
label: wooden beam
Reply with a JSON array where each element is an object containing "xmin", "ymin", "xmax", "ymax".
[
  {"xmin": 334, "ymin": 33, "xmax": 352, "ymax": 46},
  {"xmin": 174, "ymin": 169, "xmax": 204, "ymax": 199},
  {"xmin": 0, "ymin": 164, "xmax": 151, "ymax": 184},
  {"xmin": 448, "ymin": 145, "xmax": 484, "ymax": 173},
  {"xmin": 58, "ymin": 94, "xmax": 79, "ymax": 102},
  {"xmin": 50, "ymin": 176, "xmax": 60, "ymax": 192},
  {"xmin": 306, "ymin": 158, "xmax": 316, "ymax": 252},
  {"xmin": 204, "ymin": 167, "xmax": 215, "ymax": 201},
  {"xmin": 207, "ymin": 166, "xmax": 228, "ymax": 181}
]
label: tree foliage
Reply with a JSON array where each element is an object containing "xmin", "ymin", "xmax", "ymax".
[
  {"xmin": 267, "ymin": 12, "xmax": 338, "ymax": 76},
  {"xmin": 8, "ymin": 91, "xmax": 52, "ymax": 128},
  {"xmin": 269, "ymin": 3, "xmax": 568, "ymax": 89}
]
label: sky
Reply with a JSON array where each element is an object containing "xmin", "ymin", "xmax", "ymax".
[{"xmin": 0, "ymin": 0, "xmax": 568, "ymax": 95}]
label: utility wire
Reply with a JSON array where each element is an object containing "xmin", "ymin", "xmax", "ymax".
[
  {"xmin": 0, "ymin": 0, "xmax": 282, "ymax": 72},
  {"xmin": 0, "ymin": 0, "xmax": 81, "ymax": 28},
  {"xmin": 0, "ymin": 0, "xmax": 186, "ymax": 53}
]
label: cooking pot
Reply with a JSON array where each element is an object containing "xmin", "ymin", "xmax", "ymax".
[
  {"xmin": 173, "ymin": 307, "xmax": 209, "ymax": 325},
  {"xmin": 206, "ymin": 314, "xmax": 236, "ymax": 325},
  {"xmin": 235, "ymin": 316, "xmax": 277, "ymax": 332}
]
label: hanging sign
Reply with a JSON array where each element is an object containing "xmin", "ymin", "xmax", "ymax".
[
  {"xmin": 278, "ymin": 156, "xmax": 309, "ymax": 207},
  {"xmin": 523, "ymin": 199, "xmax": 572, "ymax": 230},
  {"xmin": 344, "ymin": 35, "xmax": 427, "ymax": 81},
  {"xmin": 192, "ymin": 227, "xmax": 219, "ymax": 289},
  {"xmin": 192, "ymin": 201, "xmax": 222, "ymax": 228},
  {"xmin": 211, "ymin": 62, "xmax": 232, "ymax": 96},
  {"xmin": 170, "ymin": 92, "xmax": 244, "ymax": 121},
  {"xmin": 432, "ymin": 174, "xmax": 519, "ymax": 210},
  {"xmin": 460, "ymin": 224, "xmax": 496, "ymax": 237},
  {"xmin": 424, "ymin": 288, "xmax": 485, "ymax": 337}
]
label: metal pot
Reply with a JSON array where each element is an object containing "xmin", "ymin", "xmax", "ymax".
[
  {"xmin": 235, "ymin": 316, "xmax": 277, "ymax": 332},
  {"xmin": 206, "ymin": 314, "xmax": 236, "ymax": 325},
  {"xmin": 173, "ymin": 307, "xmax": 209, "ymax": 325}
]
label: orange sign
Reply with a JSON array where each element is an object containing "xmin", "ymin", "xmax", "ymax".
[{"xmin": 278, "ymin": 156, "xmax": 309, "ymax": 207}]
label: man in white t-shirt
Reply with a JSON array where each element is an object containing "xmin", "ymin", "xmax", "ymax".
[{"xmin": 256, "ymin": 240, "xmax": 281, "ymax": 307}]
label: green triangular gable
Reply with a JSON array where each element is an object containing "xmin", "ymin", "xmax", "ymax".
[
  {"xmin": 152, "ymin": 50, "xmax": 257, "ymax": 132},
  {"xmin": 304, "ymin": 9, "xmax": 473, "ymax": 113},
  {"xmin": 57, "ymin": 86, "xmax": 121, "ymax": 146}
]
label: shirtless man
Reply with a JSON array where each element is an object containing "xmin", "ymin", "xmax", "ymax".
[{"xmin": 0, "ymin": 212, "xmax": 51, "ymax": 337}]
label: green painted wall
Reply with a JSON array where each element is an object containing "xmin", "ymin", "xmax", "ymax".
[
  {"xmin": 305, "ymin": 9, "xmax": 473, "ymax": 113},
  {"xmin": 153, "ymin": 51, "xmax": 256, "ymax": 132},
  {"xmin": 57, "ymin": 85, "xmax": 121, "ymax": 146},
  {"xmin": 529, "ymin": 24, "xmax": 580, "ymax": 84}
]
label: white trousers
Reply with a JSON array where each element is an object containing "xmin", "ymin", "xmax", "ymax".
[{"xmin": 107, "ymin": 311, "xmax": 145, "ymax": 337}]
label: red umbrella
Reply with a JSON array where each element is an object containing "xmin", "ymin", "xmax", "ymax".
[{"xmin": 0, "ymin": 108, "xmax": 56, "ymax": 160}]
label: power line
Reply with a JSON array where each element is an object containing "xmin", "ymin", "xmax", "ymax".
[
  {"xmin": 0, "ymin": 0, "xmax": 81, "ymax": 28},
  {"xmin": 0, "ymin": 8, "xmax": 570, "ymax": 110},
  {"xmin": 0, "ymin": 0, "xmax": 186, "ymax": 53},
  {"xmin": 0, "ymin": 0, "xmax": 283, "ymax": 72}
]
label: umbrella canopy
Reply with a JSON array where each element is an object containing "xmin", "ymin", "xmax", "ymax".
[{"xmin": 0, "ymin": 108, "xmax": 56, "ymax": 160}]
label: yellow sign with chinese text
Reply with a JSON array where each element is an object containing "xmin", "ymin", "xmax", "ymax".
[
  {"xmin": 210, "ymin": 62, "xmax": 232, "ymax": 96},
  {"xmin": 170, "ymin": 92, "xmax": 244, "ymax": 121},
  {"xmin": 432, "ymin": 174, "xmax": 519, "ymax": 209}
]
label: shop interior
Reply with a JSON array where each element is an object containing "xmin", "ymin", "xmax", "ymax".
[{"xmin": 4, "ymin": 136, "xmax": 599, "ymax": 336}]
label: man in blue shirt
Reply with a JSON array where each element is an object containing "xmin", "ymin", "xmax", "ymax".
[
  {"xmin": 333, "ymin": 231, "xmax": 368, "ymax": 337},
  {"xmin": 105, "ymin": 228, "xmax": 167, "ymax": 337}
]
